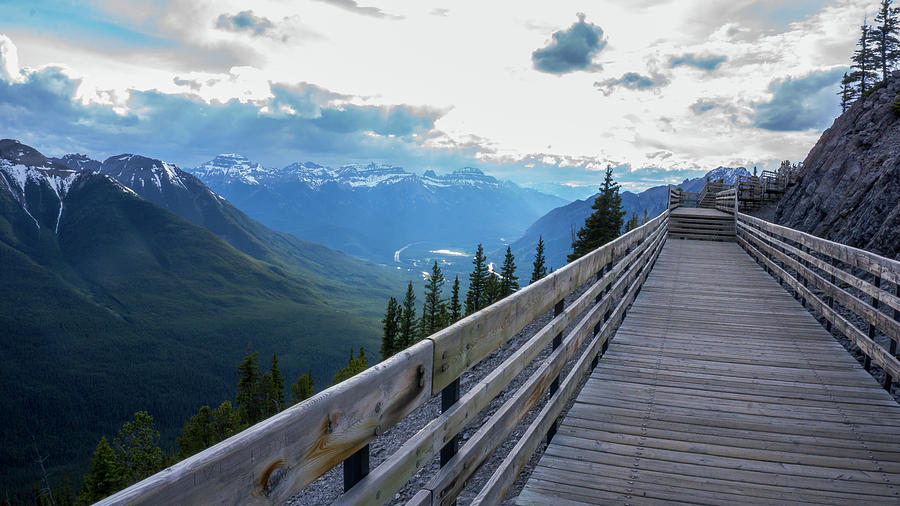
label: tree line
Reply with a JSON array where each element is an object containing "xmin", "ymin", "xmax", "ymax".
[
  {"xmin": 380, "ymin": 239, "xmax": 552, "ymax": 360},
  {"xmin": 839, "ymin": 0, "xmax": 900, "ymax": 111}
]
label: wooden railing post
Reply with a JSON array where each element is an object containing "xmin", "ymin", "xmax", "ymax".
[
  {"xmin": 343, "ymin": 445, "xmax": 370, "ymax": 492},
  {"xmin": 865, "ymin": 276, "xmax": 881, "ymax": 372},
  {"xmin": 885, "ymin": 283, "xmax": 899, "ymax": 391},
  {"xmin": 591, "ymin": 271, "xmax": 603, "ymax": 370},
  {"xmin": 546, "ymin": 298, "xmax": 565, "ymax": 442},
  {"xmin": 440, "ymin": 378, "xmax": 461, "ymax": 467},
  {"xmin": 826, "ymin": 257, "xmax": 837, "ymax": 332}
]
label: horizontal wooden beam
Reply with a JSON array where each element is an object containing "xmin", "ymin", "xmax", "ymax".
[
  {"xmin": 738, "ymin": 232, "xmax": 900, "ymax": 380},
  {"xmin": 739, "ymin": 213, "xmax": 900, "ymax": 285},
  {"xmin": 427, "ymin": 211, "xmax": 669, "ymax": 394},
  {"xmin": 98, "ymin": 342, "xmax": 433, "ymax": 506}
]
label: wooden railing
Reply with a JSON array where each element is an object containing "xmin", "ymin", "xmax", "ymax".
[
  {"xmin": 736, "ymin": 213, "xmax": 900, "ymax": 390},
  {"xmin": 714, "ymin": 187, "xmax": 737, "ymax": 216},
  {"xmin": 667, "ymin": 185, "xmax": 680, "ymax": 210},
  {"xmin": 99, "ymin": 211, "xmax": 671, "ymax": 506}
]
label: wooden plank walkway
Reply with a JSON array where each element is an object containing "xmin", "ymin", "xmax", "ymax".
[{"xmin": 519, "ymin": 239, "xmax": 900, "ymax": 505}]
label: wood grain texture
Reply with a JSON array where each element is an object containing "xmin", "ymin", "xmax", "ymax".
[
  {"xmin": 518, "ymin": 239, "xmax": 900, "ymax": 505},
  {"xmin": 97, "ymin": 342, "xmax": 433, "ymax": 506}
]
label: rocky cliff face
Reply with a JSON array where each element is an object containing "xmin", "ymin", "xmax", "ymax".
[{"xmin": 774, "ymin": 72, "xmax": 900, "ymax": 260}]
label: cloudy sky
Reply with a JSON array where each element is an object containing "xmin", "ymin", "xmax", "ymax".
[{"xmin": 0, "ymin": 0, "xmax": 871, "ymax": 198}]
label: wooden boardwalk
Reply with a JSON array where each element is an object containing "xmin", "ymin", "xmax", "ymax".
[{"xmin": 519, "ymin": 239, "xmax": 900, "ymax": 505}]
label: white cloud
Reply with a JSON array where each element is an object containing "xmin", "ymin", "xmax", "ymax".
[{"xmin": 0, "ymin": 0, "xmax": 871, "ymax": 191}]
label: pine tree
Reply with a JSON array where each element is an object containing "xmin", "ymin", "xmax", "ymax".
[
  {"xmin": 624, "ymin": 213, "xmax": 639, "ymax": 232},
  {"xmin": 399, "ymin": 282, "xmax": 417, "ymax": 348},
  {"xmin": 465, "ymin": 244, "xmax": 491, "ymax": 314},
  {"xmin": 484, "ymin": 273, "xmax": 502, "ymax": 305},
  {"xmin": 851, "ymin": 22, "xmax": 879, "ymax": 96},
  {"xmin": 499, "ymin": 246, "xmax": 519, "ymax": 298},
  {"xmin": 873, "ymin": 0, "xmax": 900, "ymax": 81},
  {"xmin": 839, "ymin": 72, "xmax": 858, "ymax": 112},
  {"xmin": 112, "ymin": 411, "xmax": 165, "ymax": 486},
  {"xmin": 331, "ymin": 347, "xmax": 368, "ymax": 385},
  {"xmin": 530, "ymin": 236, "xmax": 548, "ymax": 284},
  {"xmin": 568, "ymin": 166, "xmax": 625, "ymax": 262},
  {"xmin": 270, "ymin": 353, "xmax": 285, "ymax": 411},
  {"xmin": 212, "ymin": 400, "xmax": 239, "ymax": 439},
  {"xmin": 642, "ymin": 209, "xmax": 649, "ymax": 225},
  {"xmin": 380, "ymin": 297, "xmax": 401, "ymax": 360},
  {"xmin": 258, "ymin": 372, "xmax": 277, "ymax": 418},
  {"xmin": 76, "ymin": 437, "xmax": 121, "ymax": 505},
  {"xmin": 177, "ymin": 406, "xmax": 215, "ymax": 459},
  {"xmin": 422, "ymin": 261, "xmax": 447, "ymax": 336},
  {"xmin": 291, "ymin": 369, "xmax": 315, "ymax": 404},
  {"xmin": 60, "ymin": 474, "xmax": 74, "ymax": 506},
  {"xmin": 449, "ymin": 276, "xmax": 462, "ymax": 322},
  {"xmin": 235, "ymin": 351, "xmax": 262, "ymax": 426}
]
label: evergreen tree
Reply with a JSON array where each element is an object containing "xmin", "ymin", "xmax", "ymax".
[
  {"xmin": 624, "ymin": 213, "xmax": 639, "ymax": 232},
  {"xmin": 111, "ymin": 411, "xmax": 165, "ymax": 487},
  {"xmin": 380, "ymin": 297, "xmax": 401, "ymax": 360},
  {"xmin": 399, "ymin": 282, "xmax": 417, "ymax": 348},
  {"xmin": 212, "ymin": 401, "xmax": 239, "ymax": 439},
  {"xmin": 851, "ymin": 22, "xmax": 879, "ymax": 96},
  {"xmin": 499, "ymin": 246, "xmax": 519, "ymax": 298},
  {"xmin": 177, "ymin": 406, "xmax": 215, "ymax": 459},
  {"xmin": 465, "ymin": 244, "xmax": 491, "ymax": 314},
  {"xmin": 484, "ymin": 273, "xmax": 502, "ymax": 305},
  {"xmin": 258, "ymin": 372, "xmax": 277, "ymax": 418},
  {"xmin": 291, "ymin": 369, "xmax": 316, "ymax": 404},
  {"xmin": 839, "ymin": 72, "xmax": 859, "ymax": 112},
  {"xmin": 331, "ymin": 347, "xmax": 369, "ymax": 385},
  {"xmin": 568, "ymin": 166, "xmax": 625, "ymax": 262},
  {"xmin": 59, "ymin": 474, "xmax": 74, "ymax": 506},
  {"xmin": 76, "ymin": 437, "xmax": 120, "ymax": 505},
  {"xmin": 642, "ymin": 209, "xmax": 649, "ymax": 225},
  {"xmin": 422, "ymin": 261, "xmax": 447, "ymax": 336},
  {"xmin": 270, "ymin": 353, "xmax": 285, "ymax": 411},
  {"xmin": 449, "ymin": 276, "xmax": 462, "ymax": 322},
  {"xmin": 235, "ymin": 351, "xmax": 262, "ymax": 426},
  {"xmin": 873, "ymin": 0, "xmax": 900, "ymax": 81},
  {"xmin": 530, "ymin": 236, "xmax": 548, "ymax": 284}
]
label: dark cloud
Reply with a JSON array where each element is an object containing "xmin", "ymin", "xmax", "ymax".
[
  {"xmin": 532, "ymin": 13, "xmax": 606, "ymax": 74},
  {"xmin": 215, "ymin": 11, "xmax": 274, "ymax": 36},
  {"xmin": 670, "ymin": 54, "xmax": 727, "ymax": 71},
  {"xmin": 752, "ymin": 69, "xmax": 845, "ymax": 131},
  {"xmin": 311, "ymin": 0, "xmax": 403, "ymax": 20},
  {"xmin": 0, "ymin": 66, "xmax": 446, "ymax": 167},
  {"xmin": 594, "ymin": 72, "xmax": 668, "ymax": 95}
]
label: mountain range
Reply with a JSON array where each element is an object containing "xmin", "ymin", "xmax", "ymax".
[
  {"xmin": 505, "ymin": 166, "xmax": 752, "ymax": 272},
  {"xmin": 0, "ymin": 140, "xmax": 406, "ymax": 493},
  {"xmin": 188, "ymin": 155, "xmax": 567, "ymax": 262}
]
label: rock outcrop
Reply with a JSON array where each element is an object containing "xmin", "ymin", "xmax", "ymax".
[{"xmin": 774, "ymin": 71, "xmax": 900, "ymax": 260}]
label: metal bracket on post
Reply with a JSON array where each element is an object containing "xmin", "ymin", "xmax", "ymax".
[{"xmin": 343, "ymin": 445, "xmax": 369, "ymax": 492}]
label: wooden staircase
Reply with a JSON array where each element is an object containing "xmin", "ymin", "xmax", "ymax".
[{"xmin": 667, "ymin": 207, "xmax": 735, "ymax": 241}]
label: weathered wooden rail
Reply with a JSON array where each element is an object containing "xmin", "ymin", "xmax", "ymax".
[
  {"xmin": 736, "ymin": 212, "xmax": 900, "ymax": 390},
  {"xmin": 99, "ymin": 211, "xmax": 670, "ymax": 505}
]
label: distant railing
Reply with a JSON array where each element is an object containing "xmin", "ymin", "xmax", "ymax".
[
  {"xmin": 737, "ymin": 213, "xmax": 900, "ymax": 390},
  {"xmin": 99, "ymin": 211, "xmax": 671, "ymax": 506},
  {"xmin": 714, "ymin": 187, "xmax": 737, "ymax": 216}
]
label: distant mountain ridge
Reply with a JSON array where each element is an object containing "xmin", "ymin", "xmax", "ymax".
[
  {"xmin": 188, "ymin": 154, "xmax": 567, "ymax": 262},
  {"xmin": 506, "ymin": 166, "xmax": 751, "ymax": 273},
  {"xmin": 0, "ymin": 139, "xmax": 405, "ymax": 494},
  {"xmin": 774, "ymin": 72, "xmax": 900, "ymax": 259}
]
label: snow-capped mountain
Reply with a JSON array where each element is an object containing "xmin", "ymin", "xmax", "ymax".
[
  {"xmin": 679, "ymin": 166, "xmax": 751, "ymax": 193},
  {"xmin": 0, "ymin": 139, "xmax": 137, "ymax": 234},
  {"xmin": 187, "ymin": 155, "xmax": 567, "ymax": 262}
]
